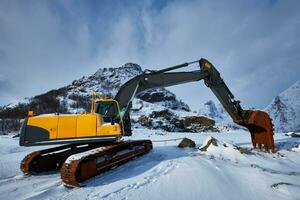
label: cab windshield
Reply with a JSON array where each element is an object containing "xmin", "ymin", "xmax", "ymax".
[
  {"xmin": 96, "ymin": 101, "xmax": 114, "ymax": 116},
  {"xmin": 95, "ymin": 101, "xmax": 120, "ymax": 122}
]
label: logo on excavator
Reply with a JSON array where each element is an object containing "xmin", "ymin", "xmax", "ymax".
[{"xmin": 204, "ymin": 62, "xmax": 212, "ymax": 69}]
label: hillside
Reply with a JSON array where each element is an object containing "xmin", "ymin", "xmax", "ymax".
[
  {"xmin": 0, "ymin": 63, "xmax": 217, "ymax": 133},
  {"xmin": 265, "ymin": 80, "xmax": 300, "ymax": 132}
]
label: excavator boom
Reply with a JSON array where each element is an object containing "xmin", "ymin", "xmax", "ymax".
[{"xmin": 111, "ymin": 58, "xmax": 275, "ymax": 152}]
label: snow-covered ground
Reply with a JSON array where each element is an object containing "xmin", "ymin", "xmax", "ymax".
[{"xmin": 0, "ymin": 130, "xmax": 299, "ymax": 200}]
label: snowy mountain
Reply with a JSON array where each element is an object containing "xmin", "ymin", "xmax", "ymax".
[
  {"xmin": 198, "ymin": 100, "xmax": 241, "ymax": 129},
  {"xmin": 0, "ymin": 63, "xmax": 189, "ymax": 116},
  {"xmin": 199, "ymin": 79, "xmax": 300, "ymax": 133},
  {"xmin": 198, "ymin": 100, "xmax": 228, "ymax": 122},
  {"xmin": 1, "ymin": 63, "xmax": 219, "ymax": 133},
  {"xmin": 265, "ymin": 80, "xmax": 300, "ymax": 132}
]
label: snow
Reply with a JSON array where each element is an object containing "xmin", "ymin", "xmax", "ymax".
[
  {"xmin": 285, "ymin": 132, "xmax": 300, "ymax": 137},
  {"xmin": 65, "ymin": 146, "xmax": 109, "ymax": 164},
  {"xmin": 198, "ymin": 100, "xmax": 242, "ymax": 130},
  {"xmin": 265, "ymin": 80, "xmax": 300, "ymax": 132},
  {"xmin": 0, "ymin": 129, "xmax": 300, "ymax": 200}
]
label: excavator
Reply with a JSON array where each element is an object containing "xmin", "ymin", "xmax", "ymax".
[{"xmin": 19, "ymin": 58, "xmax": 275, "ymax": 187}]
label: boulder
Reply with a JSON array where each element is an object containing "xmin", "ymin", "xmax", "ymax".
[
  {"xmin": 285, "ymin": 132, "xmax": 300, "ymax": 138},
  {"xmin": 199, "ymin": 137, "xmax": 218, "ymax": 151},
  {"xmin": 199, "ymin": 136, "xmax": 250, "ymax": 154},
  {"xmin": 138, "ymin": 115, "xmax": 153, "ymax": 127},
  {"xmin": 178, "ymin": 137, "xmax": 196, "ymax": 148}
]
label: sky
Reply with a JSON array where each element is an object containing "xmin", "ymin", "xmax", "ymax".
[{"xmin": 0, "ymin": 0, "xmax": 299, "ymax": 110}]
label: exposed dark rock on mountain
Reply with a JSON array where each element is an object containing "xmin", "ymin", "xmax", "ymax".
[
  {"xmin": 0, "ymin": 63, "xmax": 192, "ymax": 132},
  {"xmin": 265, "ymin": 80, "xmax": 300, "ymax": 132}
]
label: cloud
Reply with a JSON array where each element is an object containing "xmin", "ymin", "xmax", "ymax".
[
  {"xmin": 130, "ymin": 0, "xmax": 300, "ymax": 109},
  {"xmin": 0, "ymin": 0, "xmax": 299, "ymax": 110}
]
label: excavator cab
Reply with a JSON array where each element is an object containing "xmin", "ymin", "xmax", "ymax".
[
  {"xmin": 94, "ymin": 98, "xmax": 127, "ymax": 136},
  {"xmin": 93, "ymin": 98, "xmax": 133, "ymax": 136}
]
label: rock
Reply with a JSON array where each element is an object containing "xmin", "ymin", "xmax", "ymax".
[
  {"xmin": 149, "ymin": 109, "xmax": 174, "ymax": 120},
  {"xmin": 285, "ymin": 132, "xmax": 300, "ymax": 137},
  {"xmin": 236, "ymin": 146, "xmax": 250, "ymax": 154},
  {"xmin": 0, "ymin": 119, "xmax": 22, "ymax": 133},
  {"xmin": 180, "ymin": 116, "xmax": 217, "ymax": 132},
  {"xmin": 183, "ymin": 116, "xmax": 215, "ymax": 127},
  {"xmin": 265, "ymin": 80, "xmax": 300, "ymax": 132},
  {"xmin": 138, "ymin": 115, "xmax": 152, "ymax": 127},
  {"xmin": 199, "ymin": 136, "xmax": 218, "ymax": 151},
  {"xmin": 137, "ymin": 88, "xmax": 190, "ymax": 111},
  {"xmin": 199, "ymin": 136, "xmax": 250, "ymax": 154},
  {"xmin": 178, "ymin": 138, "xmax": 196, "ymax": 148},
  {"xmin": 0, "ymin": 63, "xmax": 191, "ymax": 132},
  {"xmin": 148, "ymin": 109, "xmax": 182, "ymax": 132},
  {"xmin": 146, "ymin": 109, "xmax": 217, "ymax": 132}
]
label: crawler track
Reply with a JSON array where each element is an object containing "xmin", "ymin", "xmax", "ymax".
[
  {"xmin": 20, "ymin": 143, "xmax": 111, "ymax": 175},
  {"xmin": 20, "ymin": 140, "xmax": 152, "ymax": 188},
  {"xmin": 61, "ymin": 140, "xmax": 153, "ymax": 187}
]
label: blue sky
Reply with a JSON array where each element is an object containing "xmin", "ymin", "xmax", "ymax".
[{"xmin": 0, "ymin": 0, "xmax": 299, "ymax": 110}]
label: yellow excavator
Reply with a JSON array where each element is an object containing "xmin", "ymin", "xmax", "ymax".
[{"xmin": 19, "ymin": 58, "xmax": 275, "ymax": 187}]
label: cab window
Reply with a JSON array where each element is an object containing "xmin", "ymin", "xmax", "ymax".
[{"xmin": 95, "ymin": 101, "xmax": 121, "ymax": 123}]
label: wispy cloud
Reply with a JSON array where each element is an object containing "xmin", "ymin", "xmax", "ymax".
[{"xmin": 0, "ymin": 0, "xmax": 299, "ymax": 109}]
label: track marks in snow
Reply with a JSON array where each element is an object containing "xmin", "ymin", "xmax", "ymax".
[
  {"xmin": 271, "ymin": 182, "xmax": 300, "ymax": 188},
  {"xmin": 271, "ymin": 182, "xmax": 300, "ymax": 198},
  {"xmin": 250, "ymin": 164, "xmax": 300, "ymax": 176},
  {"xmin": 92, "ymin": 159, "xmax": 178, "ymax": 200},
  {"xmin": 0, "ymin": 174, "xmax": 61, "ymax": 200}
]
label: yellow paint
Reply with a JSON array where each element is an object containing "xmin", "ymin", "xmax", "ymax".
[
  {"xmin": 97, "ymin": 124, "xmax": 121, "ymax": 136},
  {"xmin": 77, "ymin": 114, "xmax": 97, "ymax": 137},
  {"xmin": 204, "ymin": 62, "xmax": 212, "ymax": 69},
  {"xmin": 27, "ymin": 112, "xmax": 121, "ymax": 141},
  {"xmin": 94, "ymin": 98, "xmax": 125, "ymax": 136},
  {"xmin": 28, "ymin": 111, "xmax": 35, "ymax": 117},
  {"xmin": 27, "ymin": 115, "xmax": 59, "ymax": 139},
  {"xmin": 57, "ymin": 115, "xmax": 77, "ymax": 138},
  {"xmin": 25, "ymin": 98, "xmax": 123, "ymax": 142}
]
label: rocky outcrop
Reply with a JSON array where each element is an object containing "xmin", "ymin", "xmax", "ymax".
[
  {"xmin": 0, "ymin": 63, "xmax": 190, "ymax": 132},
  {"xmin": 265, "ymin": 80, "xmax": 300, "ymax": 132},
  {"xmin": 178, "ymin": 138, "xmax": 196, "ymax": 148},
  {"xmin": 136, "ymin": 109, "xmax": 217, "ymax": 132},
  {"xmin": 198, "ymin": 100, "xmax": 242, "ymax": 130},
  {"xmin": 0, "ymin": 119, "xmax": 22, "ymax": 134}
]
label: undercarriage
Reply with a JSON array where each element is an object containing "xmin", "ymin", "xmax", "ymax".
[{"xmin": 21, "ymin": 140, "xmax": 152, "ymax": 187}]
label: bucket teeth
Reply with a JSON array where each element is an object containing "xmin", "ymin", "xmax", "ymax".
[{"xmin": 238, "ymin": 110, "xmax": 275, "ymax": 153}]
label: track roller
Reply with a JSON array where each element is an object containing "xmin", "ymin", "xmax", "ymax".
[{"xmin": 61, "ymin": 140, "xmax": 153, "ymax": 187}]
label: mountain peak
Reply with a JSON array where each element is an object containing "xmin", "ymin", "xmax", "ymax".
[
  {"xmin": 0, "ymin": 62, "xmax": 189, "ymax": 120},
  {"xmin": 265, "ymin": 80, "xmax": 300, "ymax": 132},
  {"xmin": 199, "ymin": 100, "xmax": 227, "ymax": 122},
  {"xmin": 93, "ymin": 63, "xmax": 142, "ymax": 80},
  {"xmin": 122, "ymin": 63, "xmax": 142, "ymax": 70}
]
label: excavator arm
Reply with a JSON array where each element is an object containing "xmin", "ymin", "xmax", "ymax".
[{"xmin": 111, "ymin": 58, "xmax": 275, "ymax": 152}]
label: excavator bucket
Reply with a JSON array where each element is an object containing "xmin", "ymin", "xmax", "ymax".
[{"xmin": 238, "ymin": 110, "xmax": 275, "ymax": 153}]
